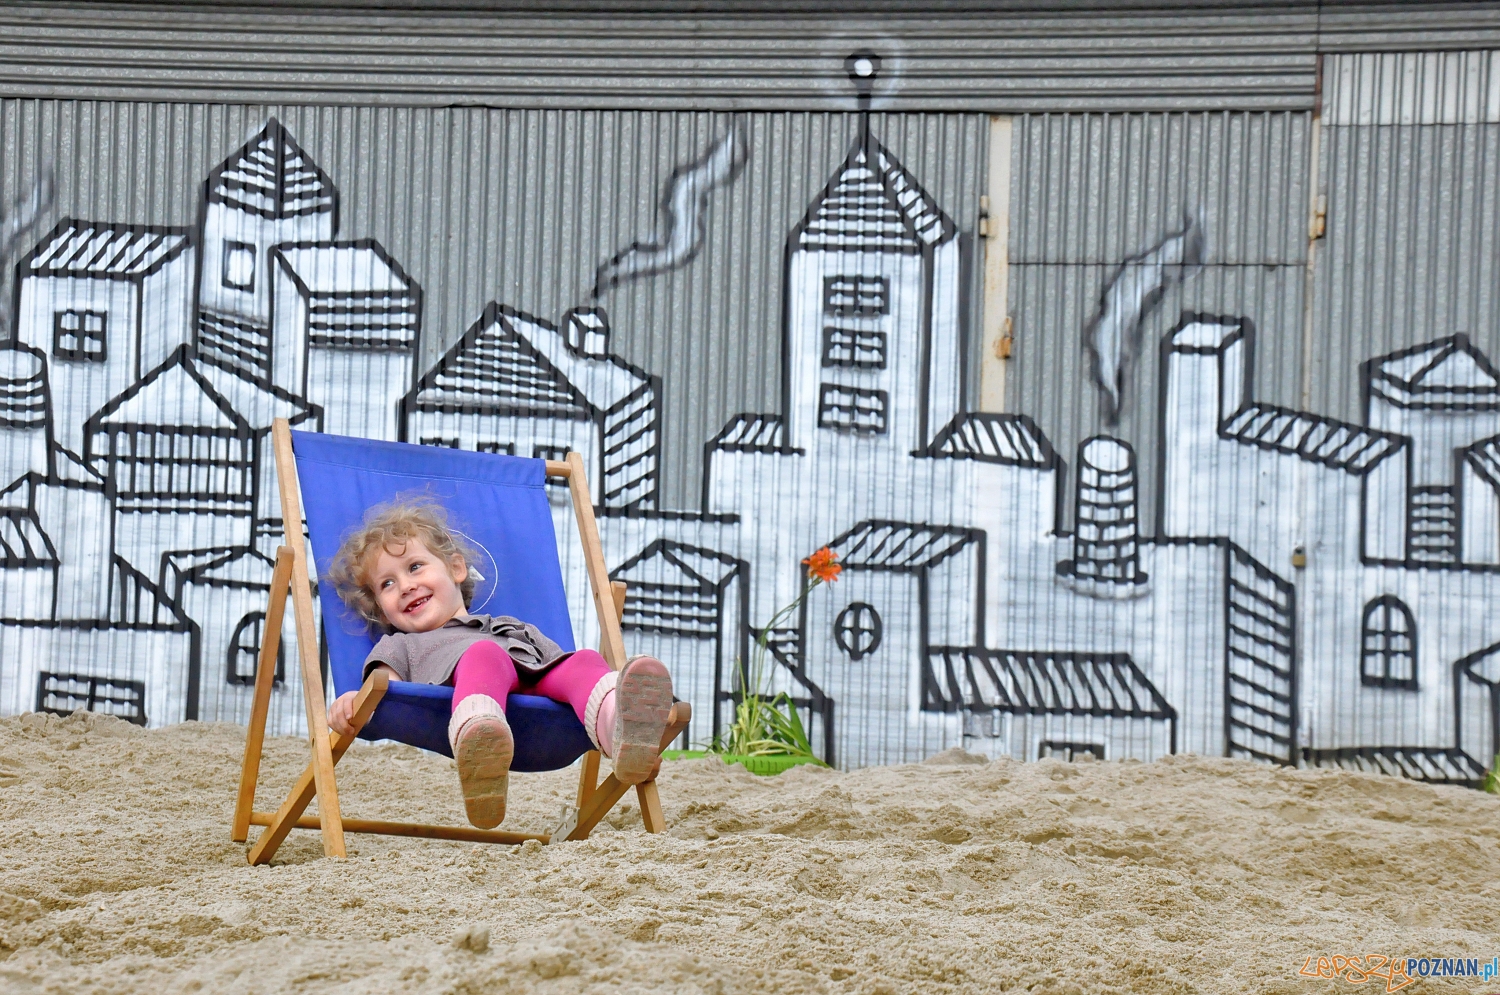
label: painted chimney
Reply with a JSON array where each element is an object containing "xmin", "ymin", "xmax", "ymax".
[{"xmin": 1057, "ymin": 436, "xmax": 1150, "ymax": 598}]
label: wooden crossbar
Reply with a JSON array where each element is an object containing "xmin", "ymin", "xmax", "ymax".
[
  {"xmin": 235, "ymin": 420, "xmax": 688, "ymax": 863},
  {"xmin": 248, "ymin": 812, "xmax": 548, "ymax": 845},
  {"xmin": 231, "ymin": 545, "xmax": 294, "ymax": 843}
]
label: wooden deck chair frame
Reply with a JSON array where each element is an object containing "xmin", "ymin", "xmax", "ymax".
[{"xmin": 230, "ymin": 418, "xmax": 690, "ymax": 863}]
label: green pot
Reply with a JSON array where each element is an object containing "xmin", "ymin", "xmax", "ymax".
[{"xmin": 662, "ymin": 749, "xmax": 824, "ymax": 776}]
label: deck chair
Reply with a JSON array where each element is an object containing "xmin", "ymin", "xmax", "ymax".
[{"xmin": 230, "ymin": 419, "xmax": 689, "ymax": 864}]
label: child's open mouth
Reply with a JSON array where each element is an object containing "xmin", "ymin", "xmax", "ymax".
[{"xmin": 404, "ymin": 594, "xmax": 431, "ymax": 614}]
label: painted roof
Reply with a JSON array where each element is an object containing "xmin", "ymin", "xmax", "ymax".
[
  {"xmin": 1221, "ymin": 403, "xmax": 1405, "ymax": 473},
  {"xmin": 708, "ymin": 413, "xmax": 798, "ymax": 454},
  {"xmin": 1464, "ymin": 434, "xmax": 1500, "ymax": 492},
  {"xmin": 96, "ymin": 358, "xmax": 245, "ymax": 431},
  {"xmin": 163, "ymin": 545, "xmax": 277, "ymax": 593},
  {"xmin": 273, "ymin": 243, "xmax": 411, "ymax": 294},
  {"xmin": 0, "ymin": 507, "xmax": 57, "ymax": 567},
  {"xmin": 924, "ymin": 412, "xmax": 1057, "ymax": 468},
  {"xmin": 1368, "ymin": 334, "xmax": 1500, "ymax": 410},
  {"xmin": 271, "ymin": 242, "xmax": 420, "ymax": 348},
  {"xmin": 406, "ymin": 305, "xmax": 590, "ymax": 418},
  {"xmin": 926, "ymin": 647, "xmax": 1175, "ymax": 720},
  {"xmin": 207, "ymin": 117, "xmax": 337, "ymax": 221},
  {"xmin": 86, "ymin": 345, "xmax": 316, "ymax": 436},
  {"xmin": 611, "ymin": 540, "xmax": 739, "ymax": 637},
  {"xmin": 829, "ymin": 520, "xmax": 979, "ymax": 569},
  {"xmin": 795, "ymin": 135, "xmax": 956, "ymax": 253},
  {"xmin": 22, "ymin": 220, "xmax": 191, "ymax": 279}
]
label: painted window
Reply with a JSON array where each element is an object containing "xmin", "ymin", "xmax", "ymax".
[
  {"xmin": 35, "ymin": 671, "xmax": 146, "ymax": 726},
  {"xmin": 227, "ymin": 611, "xmax": 284, "ymax": 686},
  {"xmin": 103, "ymin": 428, "xmax": 253, "ymax": 505},
  {"xmin": 818, "ymin": 384, "xmax": 888, "ymax": 434},
  {"xmin": 1038, "ymin": 740, "xmax": 1105, "ymax": 762},
  {"xmin": 222, "ymin": 240, "xmax": 256, "ymax": 291},
  {"xmin": 53, "ymin": 310, "xmax": 107, "ymax": 361},
  {"xmin": 1360, "ymin": 595, "xmax": 1417, "ymax": 689},
  {"xmin": 822, "ymin": 327, "xmax": 887, "ymax": 369},
  {"xmin": 420, "ymin": 437, "xmax": 459, "ymax": 448},
  {"xmin": 823, "ymin": 275, "xmax": 888, "ymax": 317},
  {"xmin": 477, "ymin": 441, "xmax": 515, "ymax": 455},
  {"xmin": 834, "ymin": 601, "xmax": 883, "ymax": 659}
]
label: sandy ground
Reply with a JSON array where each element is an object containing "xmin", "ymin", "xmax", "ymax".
[{"xmin": 0, "ymin": 712, "xmax": 1497, "ymax": 995}]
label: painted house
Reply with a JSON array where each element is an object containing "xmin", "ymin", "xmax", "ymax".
[
  {"xmin": 1161, "ymin": 314, "xmax": 1500, "ymax": 783},
  {"xmin": 590, "ymin": 127, "xmax": 1234, "ymax": 768},
  {"xmin": 0, "ymin": 450, "xmax": 198, "ymax": 726},
  {"xmin": 402, "ymin": 303, "xmax": 659, "ymax": 509},
  {"xmin": 0, "ymin": 117, "xmax": 387, "ymax": 731},
  {"xmin": 14, "ymin": 220, "xmax": 195, "ymax": 457},
  {"xmin": 270, "ymin": 240, "xmax": 421, "ymax": 440},
  {"xmin": 197, "ymin": 118, "xmax": 338, "ymax": 382}
]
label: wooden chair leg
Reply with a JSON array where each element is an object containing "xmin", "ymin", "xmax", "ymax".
[
  {"xmin": 636, "ymin": 780, "xmax": 665, "ymax": 833},
  {"xmin": 551, "ymin": 702, "xmax": 690, "ymax": 842},
  {"xmin": 273, "ymin": 418, "xmax": 346, "ymax": 858},
  {"xmin": 575, "ymin": 750, "xmax": 601, "ymax": 810},
  {"xmin": 232, "ymin": 547, "xmax": 294, "ymax": 843},
  {"xmin": 247, "ymin": 672, "xmax": 388, "ymax": 866}
]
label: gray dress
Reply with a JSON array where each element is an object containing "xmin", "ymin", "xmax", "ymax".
[{"xmin": 361, "ymin": 613, "xmax": 566, "ymax": 685}]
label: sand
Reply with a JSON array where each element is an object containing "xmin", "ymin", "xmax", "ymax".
[{"xmin": 0, "ymin": 711, "xmax": 1496, "ymax": 995}]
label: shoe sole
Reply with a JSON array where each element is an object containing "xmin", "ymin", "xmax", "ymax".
[
  {"xmin": 613, "ymin": 657, "xmax": 673, "ymax": 785},
  {"xmin": 455, "ymin": 716, "xmax": 513, "ymax": 829}
]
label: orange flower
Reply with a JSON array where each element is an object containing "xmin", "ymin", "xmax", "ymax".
[{"xmin": 802, "ymin": 546, "xmax": 841, "ymax": 584}]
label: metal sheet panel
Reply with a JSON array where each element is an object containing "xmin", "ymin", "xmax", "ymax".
[
  {"xmin": 1325, "ymin": 50, "xmax": 1500, "ymax": 125},
  {"xmin": 1316, "ymin": 70, "xmax": 1500, "ymax": 423},
  {"xmin": 1006, "ymin": 110, "xmax": 1312, "ymax": 531},
  {"xmin": 0, "ymin": 3, "xmax": 1334, "ymax": 110}
]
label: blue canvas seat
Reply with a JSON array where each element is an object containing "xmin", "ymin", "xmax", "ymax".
[
  {"xmin": 231, "ymin": 421, "xmax": 689, "ymax": 864},
  {"xmin": 295, "ymin": 430, "xmax": 595, "ymax": 772}
]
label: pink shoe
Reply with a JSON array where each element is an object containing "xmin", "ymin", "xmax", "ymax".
[
  {"xmin": 609, "ymin": 656, "xmax": 674, "ymax": 785},
  {"xmin": 448, "ymin": 694, "xmax": 514, "ymax": 829}
]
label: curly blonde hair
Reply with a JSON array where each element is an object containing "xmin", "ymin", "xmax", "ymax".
[{"xmin": 328, "ymin": 495, "xmax": 479, "ymax": 631}]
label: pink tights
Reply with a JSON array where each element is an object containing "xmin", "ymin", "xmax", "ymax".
[{"xmin": 451, "ymin": 640, "xmax": 610, "ymax": 727}]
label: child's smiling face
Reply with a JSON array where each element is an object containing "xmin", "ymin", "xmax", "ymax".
[{"xmin": 369, "ymin": 538, "xmax": 468, "ymax": 633}]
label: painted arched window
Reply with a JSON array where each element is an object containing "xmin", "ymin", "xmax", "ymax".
[
  {"xmin": 227, "ymin": 611, "xmax": 284, "ymax": 686},
  {"xmin": 1360, "ymin": 596, "xmax": 1417, "ymax": 690}
]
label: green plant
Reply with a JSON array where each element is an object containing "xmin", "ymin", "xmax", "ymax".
[
  {"xmin": 1485, "ymin": 754, "xmax": 1500, "ymax": 794},
  {"xmin": 711, "ymin": 546, "xmax": 840, "ymax": 763}
]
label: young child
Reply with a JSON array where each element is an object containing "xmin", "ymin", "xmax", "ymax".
[{"xmin": 326, "ymin": 496, "xmax": 674, "ymax": 829}]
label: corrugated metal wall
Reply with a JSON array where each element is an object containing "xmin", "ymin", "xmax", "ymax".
[
  {"xmin": 5, "ymin": 7, "xmax": 1500, "ymax": 784},
  {"xmin": 0, "ymin": 102, "xmax": 986, "ymax": 510},
  {"xmin": 1007, "ymin": 110, "xmax": 1311, "ymax": 530},
  {"xmin": 1317, "ymin": 52, "xmax": 1500, "ymax": 422}
]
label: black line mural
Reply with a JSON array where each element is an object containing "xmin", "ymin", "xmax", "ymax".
[{"xmin": 2, "ymin": 78, "xmax": 1500, "ymax": 786}]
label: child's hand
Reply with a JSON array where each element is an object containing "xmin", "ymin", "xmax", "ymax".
[{"xmin": 328, "ymin": 690, "xmax": 360, "ymax": 738}]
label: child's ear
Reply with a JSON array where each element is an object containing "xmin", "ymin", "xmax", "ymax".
[{"xmin": 448, "ymin": 554, "xmax": 468, "ymax": 585}]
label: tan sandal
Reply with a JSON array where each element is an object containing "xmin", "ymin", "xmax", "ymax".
[
  {"xmin": 448, "ymin": 694, "xmax": 514, "ymax": 828},
  {"xmin": 610, "ymin": 656, "xmax": 673, "ymax": 785}
]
